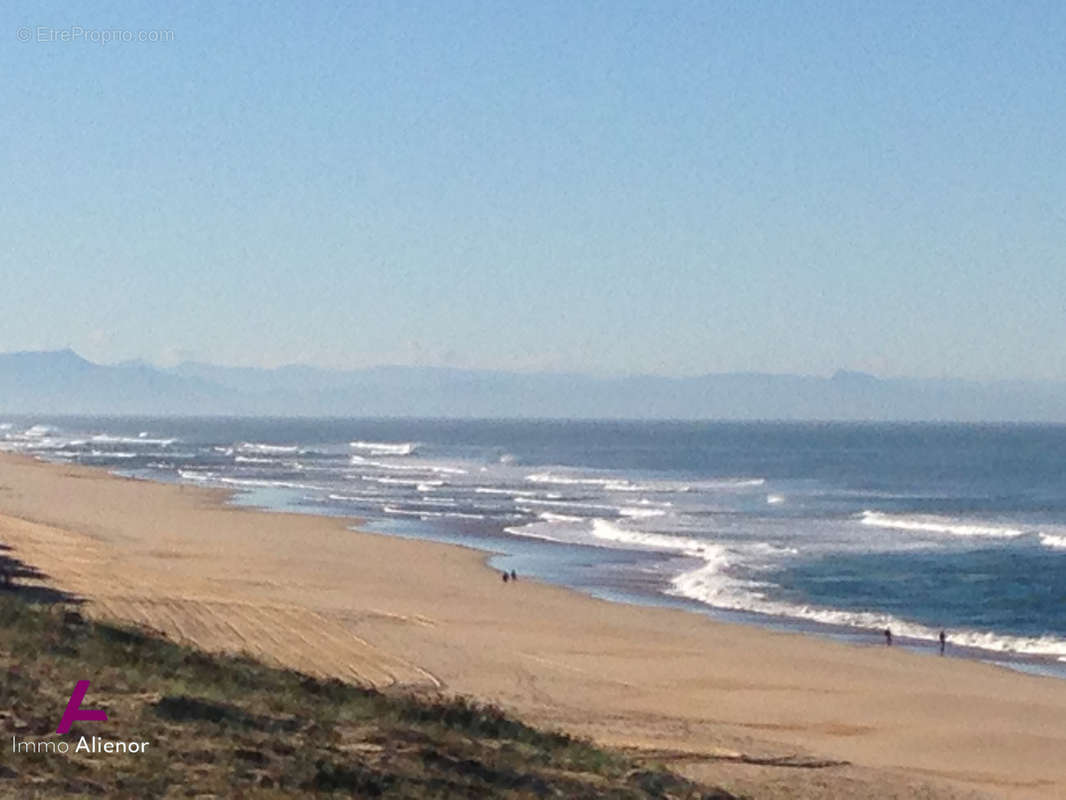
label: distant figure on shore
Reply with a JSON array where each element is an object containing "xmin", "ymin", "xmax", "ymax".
[
  {"xmin": 939, "ymin": 630, "xmax": 946, "ymax": 655},
  {"xmin": 884, "ymin": 628, "xmax": 892, "ymax": 646},
  {"xmin": 501, "ymin": 572, "xmax": 509, "ymax": 583},
  {"xmin": 510, "ymin": 569, "xmax": 517, "ymax": 581}
]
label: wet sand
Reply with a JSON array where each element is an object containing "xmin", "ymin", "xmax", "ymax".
[{"xmin": 2, "ymin": 452, "xmax": 1063, "ymax": 799}]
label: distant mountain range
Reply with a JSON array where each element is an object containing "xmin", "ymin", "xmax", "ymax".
[{"xmin": 0, "ymin": 349, "xmax": 1064, "ymax": 421}]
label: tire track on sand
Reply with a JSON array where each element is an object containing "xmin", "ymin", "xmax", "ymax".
[{"xmin": 93, "ymin": 595, "xmax": 439, "ymax": 689}]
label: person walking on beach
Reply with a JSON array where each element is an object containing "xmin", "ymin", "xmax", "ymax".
[
  {"xmin": 510, "ymin": 569, "xmax": 517, "ymax": 582},
  {"xmin": 884, "ymin": 628, "xmax": 892, "ymax": 646},
  {"xmin": 939, "ymin": 629, "xmax": 946, "ymax": 655},
  {"xmin": 501, "ymin": 571, "xmax": 509, "ymax": 583}
]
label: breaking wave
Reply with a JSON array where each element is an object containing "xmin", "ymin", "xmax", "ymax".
[
  {"xmin": 91, "ymin": 434, "xmax": 177, "ymax": 446},
  {"xmin": 860, "ymin": 510, "xmax": 1025, "ymax": 539},
  {"xmin": 350, "ymin": 441, "xmax": 417, "ymax": 456},
  {"xmin": 670, "ymin": 563, "xmax": 1066, "ymax": 658},
  {"xmin": 238, "ymin": 442, "xmax": 302, "ymax": 455}
]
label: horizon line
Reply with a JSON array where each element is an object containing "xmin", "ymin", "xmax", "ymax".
[{"xmin": 4, "ymin": 347, "xmax": 1066, "ymax": 386}]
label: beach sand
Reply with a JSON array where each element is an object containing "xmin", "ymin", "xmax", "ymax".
[{"xmin": 2, "ymin": 452, "xmax": 1064, "ymax": 799}]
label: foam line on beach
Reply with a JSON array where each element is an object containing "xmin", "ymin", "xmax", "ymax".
[{"xmin": 670, "ymin": 560, "xmax": 1066, "ymax": 658}]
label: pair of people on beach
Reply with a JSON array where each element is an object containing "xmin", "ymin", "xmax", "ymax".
[
  {"xmin": 883, "ymin": 627, "xmax": 947, "ymax": 655},
  {"xmin": 501, "ymin": 569, "xmax": 517, "ymax": 583}
]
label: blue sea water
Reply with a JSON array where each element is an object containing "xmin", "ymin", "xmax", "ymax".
[{"xmin": 3, "ymin": 417, "xmax": 1065, "ymax": 668}]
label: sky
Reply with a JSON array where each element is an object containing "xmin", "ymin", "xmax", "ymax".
[{"xmin": 2, "ymin": 1, "xmax": 1064, "ymax": 379}]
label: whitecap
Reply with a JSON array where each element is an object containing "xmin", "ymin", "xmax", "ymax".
[
  {"xmin": 238, "ymin": 442, "xmax": 301, "ymax": 454},
  {"xmin": 362, "ymin": 476, "xmax": 444, "ymax": 488},
  {"xmin": 348, "ymin": 455, "xmax": 464, "ymax": 474},
  {"xmin": 538, "ymin": 511, "xmax": 584, "ymax": 523},
  {"xmin": 217, "ymin": 477, "xmax": 318, "ymax": 491},
  {"xmin": 860, "ymin": 510, "xmax": 1025, "ymax": 539},
  {"xmin": 618, "ymin": 506, "xmax": 668, "ymax": 519},
  {"xmin": 519, "ymin": 498, "xmax": 620, "ymax": 513},
  {"xmin": 178, "ymin": 469, "xmax": 214, "ymax": 482},
  {"xmin": 91, "ymin": 434, "xmax": 176, "ymax": 446},
  {"xmin": 350, "ymin": 440, "xmax": 417, "ymax": 456}
]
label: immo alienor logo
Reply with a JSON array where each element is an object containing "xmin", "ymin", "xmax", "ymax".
[
  {"xmin": 56, "ymin": 680, "xmax": 108, "ymax": 733},
  {"xmin": 10, "ymin": 681, "xmax": 151, "ymax": 756}
]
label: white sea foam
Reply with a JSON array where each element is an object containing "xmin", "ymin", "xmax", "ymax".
[
  {"xmin": 235, "ymin": 455, "xmax": 280, "ymax": 464},
  {"xmin": 13, "ymin": 437, "xmax": 69, "ymax": 450},
  {"xmin": 587, "ymin": 518, "xmax": 726, "ymax": 560},
  {"xmin": 671, "ymin": 563, "xmax": 1066, "ymax": 657},
  {"xmin": 538, "ymin": 511, "xmax": 584, "ymax": 523},
  {"xmin": 619, "ymin": 506, "xmax": 668, "ymax": 519},
  {"xmin": 524, "ymin": 472, "xmax": 647, "ymax": 491},
  {"xmin": 362, "ymin": 476, "xmax": 444, "ymax": 488},
  {"xmin": 328, "ymin": 493, "xmax": 387, "ymax": 503},
  {"xmin": 766, "ymin": 494, "xmax": 785, "ymax": 505},
  {"xmin": 502, "ymin": 523, "xmax": 574, "ymax": 545},
  {"xmin": 348, "ymin": 455, "xmax": 465, "ymax": 474},
  {"xmin": 1040, "ymin": 534, "xmax": 1066, "ymax": 550},
  {"xmin": 350, "ymin": 441, "xmax": 417, "ymax": 456},
  {"xmin": 508, "ymin": 512, "xmax": 727, "ymax": 562},
  {"xmin": 177, "ymin": 470, "xmax": 316, "ymax": 491},
  {"xmin": 383, "ymin": 505, "xmax": 420, "ymax": 516},
  {"xmin": 178, "ymin": 469, "xmax": 214, "ymax": 482},
  {"xmin": 381, "ymin": 505, "xmax": 482, "ymax": 520},
  {"xmin": 512, "ymin": 512, "xmax": 1059, "ymax": 657},
  {"xmin": 238, "ymin": 442, "xmax": 301, "ymax": 454},
  {"xmin": 217, "ymin": 477, "xmax": 318, "ymax": 491},
  {"xmin": 421, "ymin": 511, "xmax": 486, "ymax": 520},
  {"xmin": 23, "ymin": 425, "xmax": 57, "ymax": 438},
  {"xmin": 860, "ymin": 510, "xmax": 1025, "ymax": 539},
  {"xmin": 696, "ymin": 478, "xmax": 766, "ymax": 489},
  {"xmin": 85, "ymin": 450, "xmax": 138, "ymax": 459},
  {"xmin": 91, "ymin": 434, "xmax": 176, "ymax": 446},
  {"xmin": 525, "ymin": 472, "xmax": 762, "ymax": 494},
  {"xmin": 519, "ymin": 498, "xmax": 620, "ymax": 513},
  {"xmin": 356, "ymin": 461, "xmax": 1066, "ymax": 660}
]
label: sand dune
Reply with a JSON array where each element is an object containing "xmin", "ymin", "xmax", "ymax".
[{"xmin": 2, "ymin": 452, "xmax": 1064, "ymax": 798}]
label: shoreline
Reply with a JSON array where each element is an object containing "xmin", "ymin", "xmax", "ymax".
[
  {"xmin": 3, "ymin": 451, "xmax": 1066, "ymax": 797},
  {"xmin": 227, "ymin": 481, "xmax": 1066, "ymax": 681},
  {"xmin": 348, "ymin": 509, "xmax": 1066, "ymax": 681}
]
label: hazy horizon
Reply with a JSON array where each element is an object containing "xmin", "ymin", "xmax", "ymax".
[
  {"xmin": 9, "ymin": 346, "xmax": 1066, "ymax": 384},
  {"xmin": 3, "ymin": 347, "xmax": 1065, "ymax": 420}
]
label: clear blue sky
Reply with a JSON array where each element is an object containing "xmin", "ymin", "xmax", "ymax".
[{"xmin": 3, "ymin": 1, "xmax": 1064, "ymax": 378}]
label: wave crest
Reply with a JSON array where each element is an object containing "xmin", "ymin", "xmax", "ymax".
[
  {"xmin": 350, "ymin": 441, "xmax": 417, "ymax": 456},
  {"xmin": 860, "ymin": 511, "xmax": 1025, "ymax": 539}
]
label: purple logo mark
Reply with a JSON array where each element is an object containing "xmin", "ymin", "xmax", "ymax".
[{"xmin": 56, "ymin": 681, "xmax": 108, "ymax": 734}]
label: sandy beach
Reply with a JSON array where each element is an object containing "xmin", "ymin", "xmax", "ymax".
[{"xmin": 2, "ymin": 452, "xmax": 1065, "ymax": 799}]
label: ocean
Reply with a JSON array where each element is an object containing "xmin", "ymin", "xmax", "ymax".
[{"xmin": 3, "ymin": 417, "xmax": 1065, "ymax": 674}]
